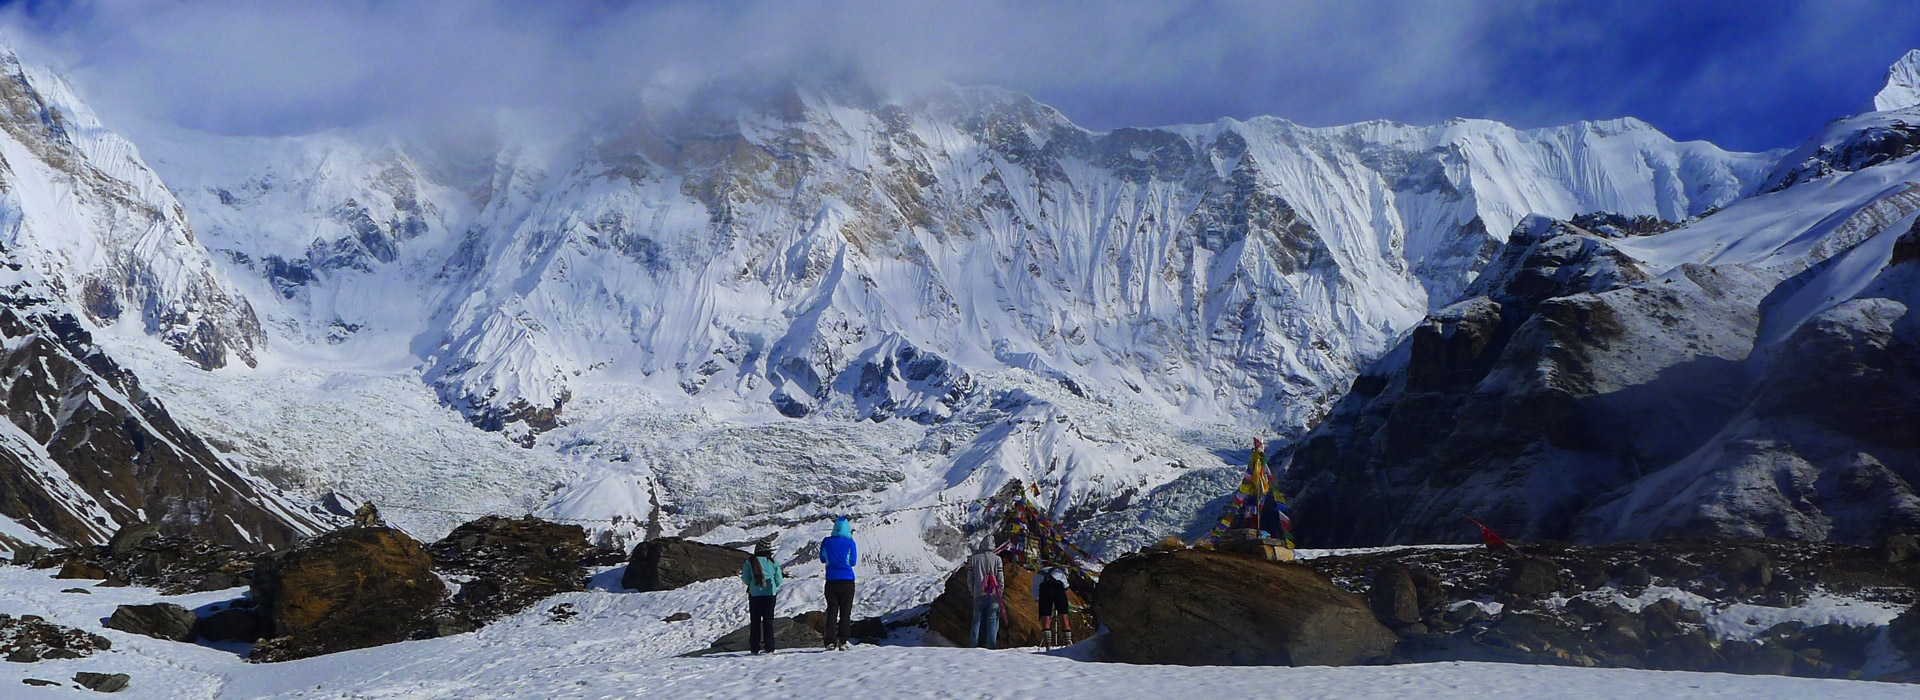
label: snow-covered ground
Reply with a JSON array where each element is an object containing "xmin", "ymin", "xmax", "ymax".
[{"xmin": 3, "ymin": 565, "xmax": 1915, "ymax": 699}]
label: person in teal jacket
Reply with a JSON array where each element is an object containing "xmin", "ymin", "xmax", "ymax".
[{"xmin": 740, "ymin": 540, "xmax": 783, "ymax": 654}]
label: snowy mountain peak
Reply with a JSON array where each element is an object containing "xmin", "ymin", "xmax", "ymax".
[{"xmin": 1872, "ymin": 49, "xmax": 1920, "ymax": 112}]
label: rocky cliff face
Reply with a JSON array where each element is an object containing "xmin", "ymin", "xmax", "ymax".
[
  {"xmin": 1284, "ymin": 97, "xmax": 1920, "ymax": 546},
  {"xmin": 0, "ymin": 248, "xmax": 319, "ymax": 551}
]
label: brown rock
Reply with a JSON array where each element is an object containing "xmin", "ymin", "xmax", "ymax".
[
  {"xmin": 927, "ymin": 559, "xmax": 1091, "ymax": 648},
  {"xmin": 55, "ymin": 560, "xmax": 107, "ymax": 580},
  {"xmin": 620, "ymin": 538, "xmax": 750, "ymax": 592},
  {"xmin": 248, "ymin": 526, "xmax": 445, "ymax": 662},
  {"xmin": 1095, "ymin": 549, "xmax": 1397, "ymax": 666},
  {"xmin": 1367, "ymin": 564, "xmax": 1420, "ymax": 626}
]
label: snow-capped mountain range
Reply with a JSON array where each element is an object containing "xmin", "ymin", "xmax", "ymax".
[{"xmin": 1, "ymin": 45, "xmax": 1916, "ymax": 563}]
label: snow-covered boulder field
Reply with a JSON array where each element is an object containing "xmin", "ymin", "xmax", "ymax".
[{"xmin": 8, "ymin": 535, "xmax": 1920, "ymax": 698}]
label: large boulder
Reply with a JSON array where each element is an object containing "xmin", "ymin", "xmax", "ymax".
[
  {"xmin": 104, "ymin": 603, "xmax": 198, "ymax": 642},
  {"xmin": 1502, "ymin": 557, "xmax": 1564, "ymax": 597},
  {"xmin": 621, "ymin": 537, "xmax": 750, "ymax": 592},
  {"xmin": 926, "ymin": 560, "xmax": 1093, "ymax": 648},
  {"xmin": 428, "ymin": 516, "xmax": 599, "ymax": 627},
  {"xmin": 1367, "ymin": 564, "xmax": 1420, "ymax": 627},
  {"xmin": 1096, "ymin": 549, "xmax": 1397, "ymax": 666},
  {"xmin": 248, "ymin": 526, "xmax": 446, "ymax": 662},
  {"xmin": 1718, "ymin": 548, "xmax": 1773, "ymax": 593}
]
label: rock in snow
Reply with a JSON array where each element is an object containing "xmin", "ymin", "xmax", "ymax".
[
  {"xmin": 1095, "ymin": 549, "xmax": 1398, "ymax": 666},
  {"xmin": 248, "ymin": 526, "xmax": 446, "ymax": 662},
  {"xmin": 620, "ymin": 537, "xmax": 751, "ymax": 592}
]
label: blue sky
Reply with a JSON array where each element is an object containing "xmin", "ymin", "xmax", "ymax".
[{"xmin": 2, "ymin": 1, "xmax": 1916, "ymax": 152}]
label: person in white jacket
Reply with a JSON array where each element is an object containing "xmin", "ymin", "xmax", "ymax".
[{"xmin": 1033, "ymin": 565, "xmax": 1072, "ymax": 649}]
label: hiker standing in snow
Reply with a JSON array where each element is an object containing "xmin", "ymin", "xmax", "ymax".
[
  {"xmin": 740, "ymin": 540, "xmax": 783, "ymax": 655},
  {"xmin": 967, "ymin": 542, "xmax": 1005, "ymax": 649},
  {"xmin": 1033, "ymin": 565, "xmax": 1072, "ymax": 649},
  {"xmin": 819, "ymin": 516, "xmax": 858, "ymax": 651}
]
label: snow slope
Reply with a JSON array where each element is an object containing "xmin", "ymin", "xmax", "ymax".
[
  {"xmin": 1873, "ymin": 49, "xmax": 1920, "ymax": 112},
  {"xmin": 2, "ymin": 565, "xmax": 1915, "ymax": 699}
]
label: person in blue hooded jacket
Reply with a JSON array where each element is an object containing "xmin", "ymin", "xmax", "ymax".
[{"xmin": 818, "ymin": 517, "xmax": 858, "ymax": 650}]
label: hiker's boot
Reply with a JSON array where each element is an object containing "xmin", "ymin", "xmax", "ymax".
[
  {"xmin": 1059, "ymin": 624, "xmax": 1072, "ymax": 646},
  {"xmin": 1042, "ymin": 629, "xmax": 1054, "ymax": 649}
]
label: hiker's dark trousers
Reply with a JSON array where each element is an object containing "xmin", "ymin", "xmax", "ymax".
[
  {"xmin": 824, "ymin": 579, "xmax": 855, "ymax": 646},
  {"xmin": 748, "ymin": 594, "xmax": 777, "ymax": 653}
]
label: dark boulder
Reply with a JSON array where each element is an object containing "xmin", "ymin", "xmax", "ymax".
[
  {"xmin": 1647, "ymin": 630, "xmax": 1717, "ymax": 671},
  {"xmin": 1720, "ymin": 640, "xmax": 1796, "ymax": 676},
  {"xmin": 1592, "ymin": 615, "xmax": 1649, "ymax": 656},
  {"xmin": 104, "ymin": 603, "xmax": 198, "ymax": 642},
  {"xmin": 621, "ymin": 537, "xmax": 750, "ymax": 592},
  {"xmin": 1407, "ymin": 567, "xmax": 1445, "ymax": 612},
  {"xmin": 1502, "ymin": 557, "xmax": 1563, "ymax": 597},
  {"xmin": 1095, "ymin": 549, "xmax": 1397, "ymax": 666},
  {"xmin": 1639, "ymin": 599, "xmax": 1686, "ymax": 642},
  {"xmin": 1479, "ymin": 612, "xmax": 1587, "ymax": 658},
  {"xmin": 683, "ymin": 617, "xmax": 823, "ymax": 656},
  {"xmin": 1881, "ymin": 602, "xmax": 1912, "ymax": 663},
  {"xmin": 928, "ymin": 560, "xmax": 1092, "ymax": 648},
  {"xmin": 1718, "ymin": 548, "xmax": 1773, "ymax": 593},
  {"xmin": 428, "ymin": 516, "xmax": 598, "ymax": 627},
  {"xmin": 106, "ymin": 523, "xmax": 161, "ymax": 556},
  {"xmin": 73, "ymin": 671, "xmax": 131, "ymax": 693},
  {"xmin": 1367, "ymin": 564, "xmax": 1420, "ymax": 627},
  {"xmin": 248, "ymin": 526, "xmax": 446, "ymax": 662},
  {"xmin": 1879, "ymin": 533, "xmax": 1920, "ymax": 565},
  {"xmin": 8, "ymin": 544, "xmax": 47, "ymax": 565},
  {"xmin": 196, "ymin": 609, "xmax": 264, "ymax": 643},
  {"xmin": 55, "ymin": 560, "xmax": 108, "ymax": 580},
  {"xmin": 1788, "ymin": 623, "xmax": 1876, "ymax": 671},
  {"xmin": 1617, "ymin": 564, "xmax": 1652, "ymax": 589}
]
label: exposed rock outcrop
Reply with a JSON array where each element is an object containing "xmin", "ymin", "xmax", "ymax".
[
  {"xmin": 427, "ymin": 515, "xmax": 607, "ymax": 629},
  {"xmin": 620, "ymin": 537, "xmax": 750, "ymax": 592},
  {"xmin": 0, "ymin": 613, "xmax": 110, "ymax": 662},
  {"xmin": 1095, "ymin": 549, "xmax": 1397, "ymax": 666},
  {"xmin": 104, "ymin": 603, "xmax": 198, "ymax": 642},
  {"xmin": 248, "ymin": 526, "xmax": 446, "ymax": 662},
  {"xmin": 31, "ymin": 524, "xmax": 256, "ymax": 594},
  {"xmin": 0, "ymin": 267, "xmax": 319, "ymax": 550}
]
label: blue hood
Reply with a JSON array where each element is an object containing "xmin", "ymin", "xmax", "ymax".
[{"xmin": 832, "ymin": 518, "xmax": 852, "ymax": 537}]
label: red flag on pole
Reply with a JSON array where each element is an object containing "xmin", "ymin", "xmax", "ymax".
[{"xmin": 1463, "ymin": 515, "xmax": 1507, "ymax": 551}]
